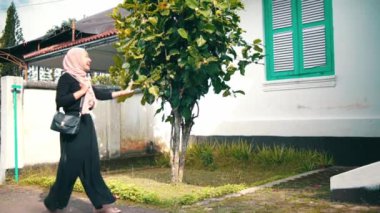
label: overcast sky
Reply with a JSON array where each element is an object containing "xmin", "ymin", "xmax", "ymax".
[{"xmin": 0, "ymin": 0, "xmax": 122, "ymax": 41}]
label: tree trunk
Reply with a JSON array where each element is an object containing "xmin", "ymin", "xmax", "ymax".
[
  {"xmin": 170, "ymin": 109, "xmax": 192, "ymax": 183},
  {"xmin": 178, "ymin": 124, "xmax": 191, "ymax": 181},
  {"xmin": 170, "ymin": 109, "xmax": 181, "ymax": 183}
]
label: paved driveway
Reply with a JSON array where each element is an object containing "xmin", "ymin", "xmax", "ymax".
[{"xmin": 0, "ymin": 185, "xmax": 162, "ymax": 213}]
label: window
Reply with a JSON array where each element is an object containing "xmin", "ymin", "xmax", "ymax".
[{"xmin": 263, "ymin": 0, "xmax": 334, "ymax": 81}]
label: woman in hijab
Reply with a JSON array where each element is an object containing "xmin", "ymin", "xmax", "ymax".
[{"xmin": 44, "ymin": 47, "xmax": 133, "ymax": 213}]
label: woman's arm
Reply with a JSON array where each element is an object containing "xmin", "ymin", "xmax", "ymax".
[
  {"xmin": 111, "ymin": 89, "xmax": 134, "ymax": 98},
  {"xmin": 56, "ymin": 74, "xmax": 88, "ymax": 107},
  {"xmin": 73, "ymin": 85, "xmax": 88, "ymax": 100},
  {"xmin": 93, "ymin": 82, "xmax": 134, "ymax": 100}
]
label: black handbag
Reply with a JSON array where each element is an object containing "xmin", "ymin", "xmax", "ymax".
[{"xmin": 50, "ymin": 97, "xmax": 84, "ymax": 134}]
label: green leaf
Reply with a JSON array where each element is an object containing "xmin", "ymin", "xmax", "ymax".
[
  {"xmin": 242, "ymin": 46, "xmax": 252, "ymax": 58},
  {"xmin": 122, "ymin": 62, "xmax": 130, "ymax": 69},
  {"xmin": 169, "ymin": 49, "xmax": 180, "ymax": 56},
  {"xmin": 196, "ymin": 35, "xmax": 206, "ymax": 47},
  {"xmin": 204, "ymin": 63, "xmax": 220, "ymax": 75},
  {"xmin": 238, "ymin": 60, "xmax": 250, "ymax": 75},
  {"xmin": 206, "ymin": 56, "xmax": 218, "ymax": 63},
  {"xmin": 222, "ymin": 90, "xmax": 231, "ymax": 97},
  {"xmin": 186, "ymin": 0, "xmax": 198, "ymax": 9},
  {"xmin": 166, "ymin": 49, "xmax": 180, "ymax": 61},
  {"xmin": 148, "ymin": 17, "xmax": 158, "ymax": 25},
  {"xmin": 188, "ymin": 46, "xmax": 200, "ymax": 58},
  {"xmin": 113, "ymin": 55, "xmax": 123, "ymax": 67},
  {"xmin": 227, "ymin": 65, "xmax": 237, "ymax": 74},
  {"xmin": 161, "ymin": 9, "xmax": 170, "ymax": 16},
  {"xmin": 197, "ymin": 9, "xmax": 211, "ymax": 17},
  {"xmin": 233, "ymin": 90, "xmax": 245, "ymax": 95},
  {"xmin": 178, "ymin": 28, "xmax": 188, "ymax": 39},
  {"xmin": 144, "ymin": 35, "xmax": 156, "ymax": 41},
  {"xmin": 135, "ymin": 75, "xmax": 147, "ymax": 84},
  {"xmin": 253, "ymin": 38, "xmax": 262, "ymax": 45},
  {"xmin": 201, "ymin": 23, "xmax": 215, "ymax": 34},
  {"xmin": 149, "ymin": 86, "xmax": 160, "ymax": 98},
  {"xmin": 251, "ymin": 52, "xmax": 263, "ymax": 62},
  {"xmin": 254, "ymin": 45, "xmax": 263, "ymax": 53},
  {"xmin": 165, "ymin": 116, "xmax": 174, "ymax": 124}
]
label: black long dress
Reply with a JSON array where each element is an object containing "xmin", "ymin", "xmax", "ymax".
[{"xmin": 44, "ymin": 73, "xmax": 115, "ymax": 211}]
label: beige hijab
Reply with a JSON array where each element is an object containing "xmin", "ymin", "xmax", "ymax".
[{"xmin": 62, "ymin": 47, "xmax": 96, "ymax": 114}]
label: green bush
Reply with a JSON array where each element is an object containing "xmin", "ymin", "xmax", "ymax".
[
  {"xmin": 107, "ymin": 180, "xmax": 160, "ymax": 204},
  {"xmin": 186, "ymin": 143, "xmax": 215, "ymax": 169},
  {"xmin": 230, "ymin": 141, "xmax": 252, "ymax": 161},
  {"xmin": 186, "ymin": 141, "xmax": 333, "ymax": 171},
  {"xmin": 154, "ymin": 152, "xmax": 171, "ymax": 168},
  {"xmin": 253, "ymin": 145, "xmax": 334, "ymax": 171},
  {"xmin": 254, "ymin": 145, "xmax": 290, "ymax": 165}
]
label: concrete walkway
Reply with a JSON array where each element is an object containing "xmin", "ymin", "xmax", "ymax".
[{"xmin": 0, "ymin": 185, "xmax": 162, "ymax": 213}]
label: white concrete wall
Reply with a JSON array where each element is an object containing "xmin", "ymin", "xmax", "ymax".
[
  {"xmin": 120, "ymin": 95, "xmax": 170, "ymax": 153},
  {"xmin": 192, "ymin": 0, "xmax": 380, "ymax": 137},
  {"xmin": 0, "ymin": 77, "xmax": 166, "ymax": 181},
  {"xmin": 93, "ymin": 99, "xmax": 122, "ymax": 159},
  {"xmin": 23, "ymin": 89, "xmax": 60, "ymax": 165}
]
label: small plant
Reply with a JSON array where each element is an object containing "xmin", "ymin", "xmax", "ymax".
[
  {"xmin": 186, "ymin": 143, "xmax": 216, "ymax": 169},
  {"xmin": 255, "ymin": 145, "xmax": 297, "ymax": 165},
  {"xmin": 230, "ymin": 140, "xmax": 252, "ymax": 161},
  {"xmin": 254, "ymin": 145, "xmax": 334, "ymax": 171},
  {"xmin": 299, "ymin": 150, "xmax": 334, "ymax": 171},
  {"xmin": 107, "ymin": 180, "xmax": 160, "ymax": 204},
  {"xmin": 155, "ymin": 152, "xmax": 171, "ymax": 168}
]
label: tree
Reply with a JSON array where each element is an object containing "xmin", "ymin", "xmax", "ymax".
[
  {"xmin": 110, "ymin": 0, "xmax": 263, "ymax": 183},
  {"xmin": 0, "ymin": 1, "xmax": 25, "ymax": 76},
  {"xmin": 45, "ymin": 18, "xmax": 76, "ymax": 36}
]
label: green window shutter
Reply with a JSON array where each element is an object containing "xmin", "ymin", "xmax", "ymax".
[
  {"xmin": 264, "ymin": 0, "xmax": 334, "ymax": 80},
  {"xmin": 265, "ymin": 0, "xmax": 298, "ymax": 80}
]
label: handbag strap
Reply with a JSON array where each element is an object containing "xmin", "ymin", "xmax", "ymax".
[{"xmin": 56, "ymin": 96, "xmax": 85, "ymax": 114}]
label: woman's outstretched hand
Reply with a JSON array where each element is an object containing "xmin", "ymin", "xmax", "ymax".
[{"xmin": 112, "ymin": 81, "xmax": 135, "ymax": 99}]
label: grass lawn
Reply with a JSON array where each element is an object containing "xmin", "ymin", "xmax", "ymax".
[
  {"xmin": 9, "ymin": 158, "xmax": 305, "ymax": 207},
  {"xmin": 7, "ymin": 143, "xmax": 336, "ymax": 209}
]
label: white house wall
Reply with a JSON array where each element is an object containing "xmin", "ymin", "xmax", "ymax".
[{"xmin": 191, "ymin": 0, "xmax": 380, "ymax": 137}]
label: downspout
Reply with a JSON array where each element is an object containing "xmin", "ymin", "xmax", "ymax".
[{"xmin": 11, "ymin": 84, "xmax": 22, "ymax": 183}]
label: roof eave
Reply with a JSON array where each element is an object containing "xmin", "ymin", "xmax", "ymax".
[{"xmin": 25, "ymin": 35, "xmax": 118, "ymax": 64}]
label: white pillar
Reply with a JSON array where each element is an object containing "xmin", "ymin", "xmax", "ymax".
[{"xmin": 0, "ymin": 76, "xmax": 24, "ymax": 184}]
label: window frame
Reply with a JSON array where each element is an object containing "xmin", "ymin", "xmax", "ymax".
[{"xmin": 263, "ymin": 0, "xmax": 335, "ymax": 81}]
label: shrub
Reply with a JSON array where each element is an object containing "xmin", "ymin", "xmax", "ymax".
[
  {"xmin": 186, "ymin": 143, "xmax": 215, "ymax": 169},
  {"xmin": 187, "ymin": 141, "xmax": 333, "ymax": 171}
]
